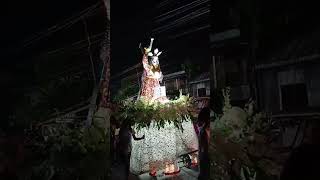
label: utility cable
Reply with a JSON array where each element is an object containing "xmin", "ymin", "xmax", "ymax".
[
  {"xmin": 154, "ymin": 0, "xmax": 209, "ymax": 20},
  {"xmin": 153, "ymin": 8, "xmax": 209, "ymax": 34},
  {"xmin": 154, "ymin": 0, "xmax": 209, "ymax": 23},
  {"xmin": 22, "ymin": 2, "xmax": 103, "ymax": 48},
  {"xmin": 45, "ymin": 32, "xmax": 105, "ymax": 55},
  {"xmin": 82, "ymin": 17, "xmax": 97, "ymax": 84},
  {"xmin": 154, "ymin": 7, "xmax": 209, "ymax": 31}
]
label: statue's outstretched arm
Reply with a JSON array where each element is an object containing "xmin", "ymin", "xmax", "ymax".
[{"xmin": 143, "ymin": 38, "xmax": 154, "ymax": 54}]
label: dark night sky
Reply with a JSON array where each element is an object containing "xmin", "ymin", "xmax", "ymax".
[
  {"xmin": 1, "ymin": 0, "xmax": 151, "ymax": 109},
  {"xmin": 2, "ymin": 0, "xmax": 319, "ymax": 78},
  {"xmin": 2, "ymin": 0, "xmax": 211, "ymax": 77},
  {"xmin": 111, "ymin": 0, "xmax": 155, "ymax": 74},
  {"xmin": 1, "ymin": 0, "xmax": 99, "ymax": 52},
  {"xmin": 1, "ymin": 0, "xmax": 153, "ymax": 76}
]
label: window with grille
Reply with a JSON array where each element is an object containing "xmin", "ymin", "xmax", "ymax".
[{"xmin": 198, "ymin": 88, "xmax": 207, "ymax": 97}]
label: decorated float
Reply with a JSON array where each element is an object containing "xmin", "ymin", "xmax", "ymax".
[{"xmin": 117, "ymin": 38, "xmax": 199, "ymax": 176}]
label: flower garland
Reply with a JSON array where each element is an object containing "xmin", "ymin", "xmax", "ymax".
[{"xmin": 115, "ymin": 95, "xmax": 196, "ymax": 130}]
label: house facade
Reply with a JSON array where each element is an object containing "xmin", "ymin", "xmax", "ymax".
[
  {"xmin": 162, "ymin": 70, "xmax": 188, "ymax": 98},
  {"xmin": 210, "ymin": 1, "xmax": 320, "ymax": 149},
  {"xmin": 255, "ymin": 29, "xmax": 320, "ymax": 114},
  {"xmin": 189, "ymin": 72, "xmax": 210, "ymax": 98},
  {"xmin": 189, "ymin": 72, "xmax": 210, "ymax": 110},
  {"xmin": 210, "ymin": 0, "xmax": 250, "ymax": 112}
]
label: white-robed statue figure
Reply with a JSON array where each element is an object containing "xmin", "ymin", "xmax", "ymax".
[
  {"xmin": 138, "ymin": 38, "xmax": 168, "ymax": 103},
  {"xmin": 130, "ymin": 38, "xmax": 199, "ymax": 176}
]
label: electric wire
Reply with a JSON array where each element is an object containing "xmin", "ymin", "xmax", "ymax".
[
  {"xmin": 82, "ymin": 17, "xmax": 97, "ymax": 83},
  {"xmin": 153, "ymin": 7, "xmax": 210, "ymax": 34},
  {"xmin": 22, "ymin": 2, "xmax": 102, "ymax": 47},
  {"xmin": 154, "ymin": 0, "xmax": 209, "ymax": 20},
  {"xmin": 155, "ymin": 0, "xmax": 172, "ymax": 9},
  {"xmin": 22, "ymin": 2, "xmax": 103, "ymax": 48},
  {"xmin": 45, "ymin": 32, "xmax": 105, "ymax": 55},
  {"xmin": 154, "ymin": 0, "xmax": 209, "ymax": 23},
  {"xmin": 168, "ymin": 24, "xmax": 210, "ymax": 39},
  {"xmin": 154, "ymin": 7, "xmax": 209, "ymax": 31}
]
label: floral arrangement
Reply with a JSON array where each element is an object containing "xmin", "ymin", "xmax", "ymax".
[
  {"xmin": 210, "ymin": 87, "xmax": 277, "ymax": 180},
  {"xmin": 116, "ymin": 94, "xmax": 196, "ymax": 130}
]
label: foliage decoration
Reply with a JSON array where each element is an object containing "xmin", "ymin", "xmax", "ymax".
[
  {"xmin": 210, "ymin": 87, "xmax": 278, "ymax": 180},
  {"xmin": 222, "ymin": 87, "xmax": 232, "ymax": 113},
  {"xmin": 241, "ymin": 166, "xmax": 257, "ymax": 180},
  {"xmin": 115, "ymin": 94, "xmax": 196, "ymax": 131}
]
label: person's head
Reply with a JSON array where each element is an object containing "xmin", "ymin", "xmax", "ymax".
[
  {"xmin": 197, "ymin": 107, "xmax": 210, "ymax": 128},
  {"xmin": 121, "ymin": 118, "xmax": 133, "ymax": 128}
]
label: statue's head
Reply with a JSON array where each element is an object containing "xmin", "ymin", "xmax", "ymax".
[
  {"xmin": 151, "ymin": 56, "xmax": 159, "ymax": 66},
  {"xmin": 148, "ymin": 48, "xmax": 162, "ymax": 66}
]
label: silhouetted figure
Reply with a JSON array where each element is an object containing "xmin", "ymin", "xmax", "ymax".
[
  {"xmin": 117, "ymin": 119, "xmax": 144, "ymax": 180},
  {"xmin": 0, "ymin": 126, "xmax": 24, "ymax": 180},
  {"xmin": 281, "ymin": 121, "xmax": 320, "ymax": 180},
  {"xmin": 280, "ymin": 144, "xmax": 320, "ymax": 180},
  {"xmin": 197, "ymin": 107, "xmax": 211, "ymax": 180},
  {"xmin": 110, "ymin": 116, "xmax": 119, "ymax": 164}
]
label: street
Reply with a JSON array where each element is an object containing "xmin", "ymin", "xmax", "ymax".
[{"xmin": 111, "ymin": 163, "xmax": 199, "ymax": 180}]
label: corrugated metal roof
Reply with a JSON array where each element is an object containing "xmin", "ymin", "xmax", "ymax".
[
  {"xmin": 260, "ymin": 27, "xmax": 320, "ymax": 65},
  {"xmin": 163, "ymin": 70, "xmax": 186, "ymax": 79},
  {"xmin": 189, "ymin": 72, "xmax": 210, "ymax": 84},
  {"xmin": 210, "ymin": 28, "xmax": 240, "ymax": 43},
  {"xmin": 255, "ymin": 54, "xmax": 320, "ymax": 70}
]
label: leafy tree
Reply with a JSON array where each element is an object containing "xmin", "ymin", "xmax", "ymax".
[
  {"xmin": 113, "ymin": 84, "xmax": 139, "ymax": 102},
  {"xmin": 181, "ymin": 59, "xmax": 201, "ymax": 80}
]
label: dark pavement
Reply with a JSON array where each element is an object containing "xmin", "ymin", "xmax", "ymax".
[{"xmin": 111, "ymin": 161, "xmax": 198, "ymax": 180}]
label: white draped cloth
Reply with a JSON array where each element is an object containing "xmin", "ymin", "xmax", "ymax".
[{"xmin": 130, "ymin": 118, "xmax": 199, "ymax": 174}]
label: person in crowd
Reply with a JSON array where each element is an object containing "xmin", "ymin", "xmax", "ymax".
[
  {"xmin": 280, "ymin": 121, "xmax": 320, "ymax": 180},
  {"xmin": 194, "ymin": 121, "xmax": 200, "ymax": 136},
  {"xmin": 117, "ymin": 119, "xmax": 145, "ymax": 180},
  {"xmin": 110, "ymin": 116, "xmax": 118, "ymax": 164},
  {"xmin": 197, "ymin": 107, "xmax": 211, "ymax": 180}
]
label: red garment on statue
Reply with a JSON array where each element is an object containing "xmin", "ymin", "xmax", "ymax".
[{"xmin": 140, "ymin": 54, "xmax": 160, "ymax": 100}]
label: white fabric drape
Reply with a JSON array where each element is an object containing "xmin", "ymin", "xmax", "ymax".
[{"xmin": 130, "ymin": 118, "xmax": 198, "ymax": 174}]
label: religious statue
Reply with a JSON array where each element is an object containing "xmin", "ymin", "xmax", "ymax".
[
  {"xmin": 138, "ymin": 38, "xmax": 168, "ymax": 103},
  {"xmin": 130, "ymin": 38, "xmax": 198, "ymax": 177}
]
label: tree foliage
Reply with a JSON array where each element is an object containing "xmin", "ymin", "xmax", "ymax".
[
  {"xmin": 113, "ymin": 84, "xmax": 139, "ymax": 102},
  {"xmin": 20, "ymin": 118, "xmax": 110, "ymax": 180},
  {"xmin": 181, "ymin": 59, "xmax": 201, "ymax": 80}
]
